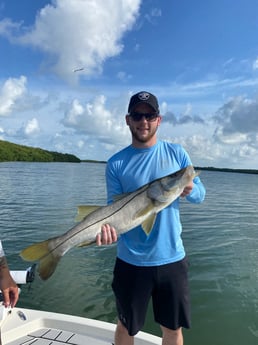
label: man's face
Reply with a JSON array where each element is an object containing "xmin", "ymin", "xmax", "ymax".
[{"xmin": 126, "ymin": 103, "xmax": 161, "ymax": 146}]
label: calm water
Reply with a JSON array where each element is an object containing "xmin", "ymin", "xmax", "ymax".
[{"xmin": 1, "ymin": 162, "xmax": 258, "ymax": 345}]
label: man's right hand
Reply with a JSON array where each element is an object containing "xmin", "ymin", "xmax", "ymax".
[
  {"xmin": 96, "ymin": 224, "xmax": 118, "ymax": 246},
  {"xmin": 0, "ymin": 269, "xmax": 19, "ymax": 307}
]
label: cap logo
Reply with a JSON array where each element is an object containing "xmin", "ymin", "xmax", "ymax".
[{"xmin": 138, "ymin": 92, "xmax": 150, "ymax": 101}]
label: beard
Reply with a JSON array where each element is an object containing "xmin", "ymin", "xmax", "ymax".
[{"xmin": 130, "ymin": 125, "xmax": 159, "ymax": 143}]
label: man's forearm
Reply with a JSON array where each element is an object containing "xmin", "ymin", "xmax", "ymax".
[
  {"xmin": 0, "ymin": 241, "xmax": 9, "ymax": 274},
  {"xmin": 0, "ymin": 240, "xmax": 19, "ymax": 307}
]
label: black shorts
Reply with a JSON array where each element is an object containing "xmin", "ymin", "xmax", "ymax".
[{"xmin": 112, "ymin": 257, "xmax": 191, "ymax": 336}]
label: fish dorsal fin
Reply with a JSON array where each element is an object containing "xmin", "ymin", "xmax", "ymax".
[
  {"xmin": 141, "ymin": 214, "xmax": 157, "ymax": 235},
  {"xmin": 75, "ymin": 205, "xmax": 100, "ymax": 222}
]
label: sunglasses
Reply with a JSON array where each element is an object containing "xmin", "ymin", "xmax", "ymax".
[{"xmin": 129, "ymin": 112, "xmax": 159, "ymax": 122}]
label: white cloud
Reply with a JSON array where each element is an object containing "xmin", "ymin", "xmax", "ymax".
[
  {"xmin": 1, "ymin": 0, "xmax": 141, "ymax": 82},
  {"xmin": 63, "ymin": 99, "xmax": 84, "ymax": 126},
  {"xmin": 237, "ymin": 143, "xmax": 257, "ymax": 158},
  {"xmin": 24, "ymin": 118, "xmax": 41, "ymax": 136},
  {"xmin": 214, "ymin": 95, "xmax": 258, "ymax": 135},
  {"xmin": 157, "ymin": 91, "xmax": 258, "ymax": 169},
  {"xmin": 0, "ymin": 18, "xmax": 21, "ymax": 38},
  {"xmin": 0, "ymin": 76, "xmax": 27, "ymax": 116},
  {"xmin": 62, "ymin": 94, "xmax": 129, "ymax": 145},
  {"xmin": 0, "ymin": 72, "xmax": 257, "ymax": 167}
]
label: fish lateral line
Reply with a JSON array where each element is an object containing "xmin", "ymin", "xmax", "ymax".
[
  {"xmin": 20, "ymin": 166, "xmax": 196, "ymax": 280},
  {"xmin": 21, "ymin": 184, "xmax": 150, "ymax": 261},
  {"xmin": 23, "ymin": 167, "xmax": 193, "ymax": 257}
]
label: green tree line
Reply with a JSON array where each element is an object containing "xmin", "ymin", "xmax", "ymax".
[{"xmin": 0, "ymin": 140, "xmax": 81, "ymax": 163}]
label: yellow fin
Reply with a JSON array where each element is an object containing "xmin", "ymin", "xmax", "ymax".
[
  {"xmin": 20, "ymin": 240, "xmax": 61, "ymax": 281},
  {"xmin": 77, "ymin": 240, "xmax": 94, "ymax": 248},
  {"xmin": 135, "ymin": 203, "xmax": 154, "ymax": 218},
  {"xmin": 75, "ymin": 205, "xmax": 100, "ymax": 222},
  {"xmin": 20, "ymin": 240, "xmax": 50, "ymax": 261},
  {"xmin": 141, "ymin": 214, "xmax": 157, "ymax": 235}
]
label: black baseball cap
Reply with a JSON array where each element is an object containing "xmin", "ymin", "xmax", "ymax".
[{"xmin": 128, "ymin": 91, "xmax": 159, "ymax": 114}]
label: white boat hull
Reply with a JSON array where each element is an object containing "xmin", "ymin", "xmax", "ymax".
[{"xmin": 1, "ymin": 307, "xmax": 161, "ymax": 345}]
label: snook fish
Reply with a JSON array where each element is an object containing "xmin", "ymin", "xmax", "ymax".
[{"xmin": 20, "ymin": 165, "xmax": 198, "ymax": 280}]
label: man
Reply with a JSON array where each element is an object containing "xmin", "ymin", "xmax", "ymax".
[
  {"xmin": 0, "ymin": 240, "xmax": 19, "ymax": 308},
  {"xmin": 96, "ymin": 91, "xmax": 205, "ymax": 345}
]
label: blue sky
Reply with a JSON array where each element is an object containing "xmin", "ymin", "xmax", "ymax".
[{"xmin": 0, "ymin": 0, "xmax": 258, "ymax": 169}]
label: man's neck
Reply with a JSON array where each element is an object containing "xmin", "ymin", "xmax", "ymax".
[{"xmin": 131, "ymin": 137, "xmax": 158, "ymax": 149}]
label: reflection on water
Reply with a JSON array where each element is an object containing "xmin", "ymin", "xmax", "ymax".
[{"xmin": 1, "ymin": 163, "xmax": 258, "ymax": 344}]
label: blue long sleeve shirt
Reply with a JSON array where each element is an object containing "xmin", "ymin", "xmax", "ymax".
[{"xmin": 106, "ymin": 140, "xmax": 205, "ymax": 266}]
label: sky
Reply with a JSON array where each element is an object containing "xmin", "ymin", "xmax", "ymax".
[{"xmin": 0, "ymin": 0, "xmax": 258, "ymax": 169}]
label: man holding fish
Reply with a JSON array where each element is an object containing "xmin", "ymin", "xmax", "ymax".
[
  {"xmin": 96, "ymin": 91, "xmax": 206, "ymax": 345},
  {"xmin": 20, "ymin": 91, "xmax": 205, "ymax": 345}
]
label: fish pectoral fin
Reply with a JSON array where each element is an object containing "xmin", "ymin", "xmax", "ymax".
[
  {"xmin": 135, "ymin": 203, "xmax": 154, "ymax": 218},
  {"xmin": 77, "ymin": 239, "xmax": 94, "ymax": 248},
  {"xmin": 75, "ymin": 205, "xmax": 100, "ymax": 222},
  {"xmin": 141, "ymin": 214, "xmax": 157, "ymax": 235},
  {"xmin": 136, "ymin": 203, "xmax": 156, "ymax": 235}
]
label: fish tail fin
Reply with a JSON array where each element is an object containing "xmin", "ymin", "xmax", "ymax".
[{"xmin": 20, "ymin": 240, "xmax": 61, "ymax": 280}]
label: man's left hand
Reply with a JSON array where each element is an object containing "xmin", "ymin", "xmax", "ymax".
[{"xmin": 180, "ymin": 182, "xmax": 193, "ymax": 197}]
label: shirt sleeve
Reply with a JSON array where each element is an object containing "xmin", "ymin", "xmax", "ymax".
[
  {"xmin": 176, "ymin": 144, "xmax": 206, "ymax": 203},
  {"xmin": 186, "ymin": 176, "xmax": 206, "ymax": 203}
]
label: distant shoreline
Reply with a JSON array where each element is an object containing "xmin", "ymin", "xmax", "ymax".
[
  {"xmin": 1, "ymin": 159, "xmax": 257, "ymax": 174},
  {"xmin": 195, "ymin": 166, "xmax": 258, "ymax": 175}
]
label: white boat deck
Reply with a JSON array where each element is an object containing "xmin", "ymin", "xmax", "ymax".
[
  {"xmin": 1, "ymin": 307, "xmax": 161, "ymax": 345},
  {"xmin": 8, "ymin": 327, "xmax": 112, "ymax": 345}
]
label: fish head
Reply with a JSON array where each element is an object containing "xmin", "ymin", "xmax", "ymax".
[
  {"xmin": 147, "ymin": 166, "xmax": 199, "ymax": 203},
  {"xmin": 161, "ymin": 165, "xmax": 198, "ymax": 190}
]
